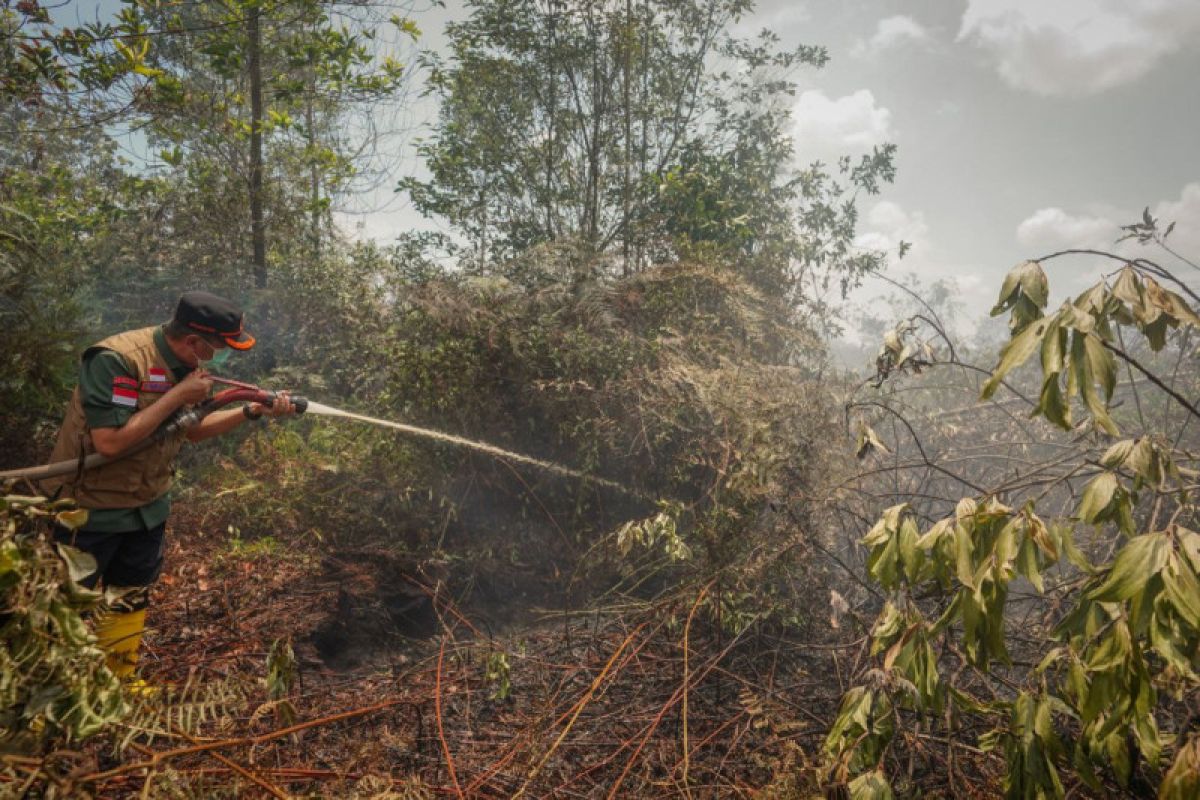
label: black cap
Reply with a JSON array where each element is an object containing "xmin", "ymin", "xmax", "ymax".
[{"xmin": 172, "ymin": 291, "xmax": 256, "ymax": 350}]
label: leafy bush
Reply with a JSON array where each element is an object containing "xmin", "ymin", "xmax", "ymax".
[
  {"xmin": 827, "ymin": 252, "xmax": 1200, "ymax": 797},
  {"xmin": 0, "ymin": 494, "xmax": 126, "ymax": 751}
]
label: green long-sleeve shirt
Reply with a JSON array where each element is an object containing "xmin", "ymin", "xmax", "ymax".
[{"xmin": 76, "ymin": 326, "xmax": 193, "ymax": 532}]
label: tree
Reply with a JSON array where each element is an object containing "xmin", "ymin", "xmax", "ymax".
[
  {"xmin": 402, "ymin": 0, "xmax": 894, "ymax": 307},
  {"xmin": 123, "ymin": 0, "xmax": 415, "ymax": 288}
]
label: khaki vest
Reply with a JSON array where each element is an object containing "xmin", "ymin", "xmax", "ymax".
[{"xmin": 42, "ymin": 327, "xmax": 190, "ymax": 509}]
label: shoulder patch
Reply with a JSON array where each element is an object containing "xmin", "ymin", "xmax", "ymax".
[{"xmin": 111, "ymin": 377, "xmax": 138, "ymax": 407}]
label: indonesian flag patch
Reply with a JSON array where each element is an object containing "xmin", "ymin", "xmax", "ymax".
[
  {"xmin": 141, "ymin": 366, "xmax": 173, "ymax": 393},
  {"xmin": 111, "ymin": 375, "xmax": 138, "ymax": 407}
]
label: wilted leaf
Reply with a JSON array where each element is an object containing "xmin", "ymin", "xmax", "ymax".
[
  {"xmin": 1036, "ymin": 373, "xmax": 1071, "ymax": 429},
  {"xmin": 1072, "ymin": 331, "xmax": 1118, "ymax": 436},
  {"xmin": 1100, "ymin": 439, "xmax": 1136, "ymax": 470},
  {"xmin": 992, "ymin": 260, "xmax": 1048, "ymax": 316},
  {"xmin": 1162, "ymin": 554, "xmax": 1200, "ymax": 630},
  {"xmin": 1086, "ymin": 532, "xmax": 1170, "ymax": 602},
  {"xmin": 54, "ymin": 508, "xmax": 89, "ymax": 531},
  {"xmin": 1077, "ymin": 472, "xmax": 1118, "ymax": 523},
  {"xmin": 855, "ymin": 424, "xmax": 891, "ymax": 459},
  {"xmin": 848, "ymin": 769, "xmax": 894, "ymax": 800},
  {"xmin": 1016, "ymin": 538, "xmax": 1044, "ymax": 593},
  {"xmin": 56, "ymin": 544, "xmax": 97, "ymax": 584},
  {"xmin": 982, "ymin": 316, "xmax": 1051, "ymax": 400},
  {"xmin": 1160, "ymin": 735, "xmax": 1200, "ymax": 800},
  {"xmin": 830, "ymin": 589, "xmax": 849, "ymax": 630}
]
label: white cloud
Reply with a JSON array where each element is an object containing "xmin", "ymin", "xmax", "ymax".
[
  {"xmin": 1017, "ymin": 183, "xmax": 1200, "ymax": 277},
  {"xmin": 851, "ymin": 15, "xmax": 931, "ymax": 59},
  {"xmin": 792, "ymin": 89, "xmax": 893, "ymax": 164},
  {"xmin": 958, "ymin": 0, "xmax": 1200, "ymax": 96},
  {"xmin": 851, "ymin": 200, "xmax": 993, "ymax": 332},
  {"xmin": 1015, "ymin": 207, "xmax": 1119, "ymax": 251},
  {"xmin": 856, "ymin": 200, "xmax": 930, "ymax": 254}
]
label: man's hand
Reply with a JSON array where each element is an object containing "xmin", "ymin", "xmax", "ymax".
[
  {"xmin": 172, "ymin": 369, "xmax": 213, "ymax": 405},
  {"xmin": 92, "ymin": 369, "xmax": 211, "ymax": 457},
  {"xmin": 249, "ymin": 390, "xmax": 297, "ymax": 419}
]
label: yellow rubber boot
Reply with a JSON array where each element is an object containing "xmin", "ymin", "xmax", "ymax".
[{"xmin": 94, "ymin": 608, "xmax": 146, "ymax": 680}]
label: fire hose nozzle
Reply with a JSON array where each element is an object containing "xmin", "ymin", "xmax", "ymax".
[{"xmin": 259, "ymin": 391, "xmax": 308, "ymax": 415}]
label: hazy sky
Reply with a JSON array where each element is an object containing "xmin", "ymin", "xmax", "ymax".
[
  {"xmin": 75, "ymin": 0, "xmax": 1200, "ymax": 335},
  {"xmin": 747, "ymin": 0, "xmax": 1200, "ymax": 333}
]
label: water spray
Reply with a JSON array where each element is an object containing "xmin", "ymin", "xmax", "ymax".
[
  {"xmin": 2, "ymin": 379, "xmax": 636, "ymax": 497},
  {"xmin": 301, "ymin": 401, "xmax": 634, "ymax": 494}
]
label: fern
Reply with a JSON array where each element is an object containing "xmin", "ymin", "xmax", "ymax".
[{"xmin": 115, "ymin": 674, "xmax": 250, "ymax": 753}]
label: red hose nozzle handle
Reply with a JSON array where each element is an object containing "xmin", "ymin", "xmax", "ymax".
[{"xmin": 199, "ymin": 387, "xmax": 307, "ymax": 415}]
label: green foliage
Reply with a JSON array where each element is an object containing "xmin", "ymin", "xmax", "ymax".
[
  {"xmin": 484, "ymin": 650, "xmax": 512, "ymax": 701},
  {"xmin": 982, "ymin": 262, "xmax": 1200, "ymax": 436},
  {"xmin": 828, "ymin": 254, "xmax": 1200, "ymax": 797},
  {"xmin": 616, "ymin": 508, "xmax": 691, "ymax": 562},
  {"xmin": 823, "ymin": 685, "xmax": 895, "ymax": 780},
  {"xmin": 262, "ymin": 637, "xmax": 298, "ymax": 728},
  {"xmin": 0, "ymin": 493, "xmax": 127, "ymax": 750},
  {"xmin": 978, "ymin": 691, "xmax": 1068, "ymax": 800}
]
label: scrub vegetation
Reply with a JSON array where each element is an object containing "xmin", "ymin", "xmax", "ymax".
[{"xmin": 2, "ymin": 1, "xmax": 1198, "ymax": 797}]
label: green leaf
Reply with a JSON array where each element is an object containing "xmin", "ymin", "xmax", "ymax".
[
  {"xmin": 848, "ymin": 769, "xmax": 894, "ymax": 800},
  {"xmin": 1086, "ymin": 532, "xmax": 1170, "ymax": 602},
  {"xmin": 1017, "ymin": 537, "xmax": 1044, "ymax": 593},
  {"xmin": 1077, "ymin": 472, "xmax": 1118, "ymax": 524},
  {"xmin": 1036, "ymin": 372, "xmax": 1071, "ymax": 429},
  {"xmin": 981, "ymin": 316, "xmax": 1051, "ymax": 400},
  {"xmin": 898, "ymin": 515, "xmax": 923, "ymax": 582},
  {"xmin": 1150, "ymin": 615, "xmax": 1197, "ymax": 679},
  {"xmin": 954, "ymin": 523, "xmax": 976, "ymax": 589},
  {"xmin": 1105, "ymin": 730, "xmax": 1132, "ymax": 787},
  {"xmin": 1056, "ymin": 523, "xmax": 1094, "ymax": 573},
  {"xmin": 1162, "ymin": 553, "xmax": 1200, "ymax": 630},
  {"xmin": 1100, "ymin": 439, "xmax": 1136, "ymax": 470}
]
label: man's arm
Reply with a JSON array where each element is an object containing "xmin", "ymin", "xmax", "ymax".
[
  {"xmin": 185, "ymin": 392, "xmax": 297, "ymax": 442},
  {"xmin": 90, "ymin": 370, "xmax": 214, "ymax": 458}
]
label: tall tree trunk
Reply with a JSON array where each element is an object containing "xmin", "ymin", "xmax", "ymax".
[
  {"xmin": 545, "ymin": 0, "xmax": 557, "ymax": 242},
  {"xmin": 637, "ymin": 0, "xmax": 649, "ymax": 270},
  {"xmin": 622, "ymin": 0, "xmax": 632, "ymax": 276},
  {"xmin": 306, "ymin": 93, "xmax": 320, "ymax": 259},
  {"xmin": 248, "ymin": 3, "xmax": 267, "ymax": 288}
]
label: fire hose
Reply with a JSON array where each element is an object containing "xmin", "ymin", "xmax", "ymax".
[{"xmin": 0, "ymin": 379, "xmax": 308, "ymax": 483}]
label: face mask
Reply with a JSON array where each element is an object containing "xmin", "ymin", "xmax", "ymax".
[{"xmin": 193, "ymin": 339, "xmax": 232, "ymax": 368}]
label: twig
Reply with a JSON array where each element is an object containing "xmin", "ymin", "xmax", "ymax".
[
  {"xmin": 436, "ymin": 637, "xmax": 464, "ymax": 799},
  {"xmin": 681, "ymin": 582, "xmax": 713, "ymax": 794},
  {"xmin": 80, "ymin": 698, "xmax": 414, "ymax": 785}
]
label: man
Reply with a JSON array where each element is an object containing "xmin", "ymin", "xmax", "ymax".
[{"xmin": 42, "ymin": 290, "xmax": 296, "ymax": 681}]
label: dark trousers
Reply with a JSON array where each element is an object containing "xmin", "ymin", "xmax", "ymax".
[{"xmin": 52, "ymin": 522, "xmax": 166, "ymax": 609}]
